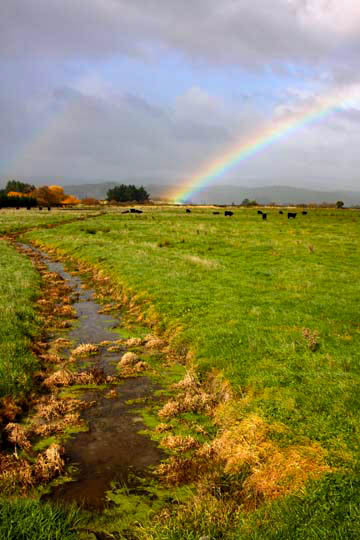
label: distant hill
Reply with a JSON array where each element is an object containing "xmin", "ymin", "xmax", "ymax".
[
  {"xmin": 63, "ymin": 182, "xmax": 360, "ymax": 206},
  {"xmin": 1, "ymin": 176, "xmax": 360, "ymax": 205},
  {"xmin": 189, "ymin": 185, "xmax": 360, "ymax": 206}
]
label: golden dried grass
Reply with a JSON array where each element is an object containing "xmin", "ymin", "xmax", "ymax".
[{"xmin": 71, "ymin": 343, "xmax": 99, "ymax": 356}]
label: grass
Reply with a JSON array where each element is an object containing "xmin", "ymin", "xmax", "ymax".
[
  {"xmin": 25, "ymin": 207, "xmax": 360, "ymax": 450},
  {"xmin": 0, "ymin": 207, "xmax": 101, "ymax": 234},
  {"xmin": 0, "ymin": 240, "xmax": 41, "ymax": 399},
  {"xmin": 21, "ymin": 205, "xmax": 360, "ymax": 536},
  {"xmin": 0, "ymin": 499, "xmax": 81, "ymax": 540}
]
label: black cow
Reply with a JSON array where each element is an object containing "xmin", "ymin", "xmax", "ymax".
[
  {"xmin": 48, "ymin": 207, "xmax": 51, "ymax": 211},
  {"xmin": 257, "ymin": 210, "xmax": 263, "ymax": 215},
  {"xmin": 302, "ymin": 211, "xmax": 308, "ymax": 215},
  {"xmin": 262, "ymin": 213, "xmax": 267, "ymax": 220},
  {"xmin": 186, "ymin": 209, "xmax": 191, "ymax": 213},
  {"xmin": 279, "ymin": 210, "xmax": 283, "ymax": 215},
  {"xmin": 224, "ymin": 211, "xmax": 234, "ymax": 217},
  {"xmin": 39, "ymin": 206, "xmax": 43, "ymax": 211},
  {"xmin": 288, "ymin": 212, "xmax": 297, "ymax": 219},
  {"xmin": 129, "ymin": 208, "xmax": 143, "ymax": 214},
  {"xmin": 212, "ymin": 211, "xmax": 220, "ymax": 215}
]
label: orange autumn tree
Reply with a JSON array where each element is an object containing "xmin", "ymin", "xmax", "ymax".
[
  {"xmin": 31, "ymin": 185, "xmax": 80, "ymax": 206},
  {"xmin": 62, "ymin": 195, "xmax": 80, "ymax": 205},
  {"xmin": 7, "ymin": 191, "xmax": 30, "ymax": 198}
]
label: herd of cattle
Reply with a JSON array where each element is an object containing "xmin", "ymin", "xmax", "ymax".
[
  {"xmin": 186, "ymin": 208, "xmax": 308, "ymax": 219},
  {"xmin": 10, "ymin": 207, "xmax": 307, "ymax": 219}
]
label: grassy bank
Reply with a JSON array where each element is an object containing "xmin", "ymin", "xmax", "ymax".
[
  {"xmin": 23, "ymin": 206, "xmax": 360, "ymax": 536},
  {"xmin": 0, "ymin": 238, "xmax": 84, "ymax": 540},
  {"xmin": 0, "ymin": 240, "xmax": 41, "ymax": 399},
  {"xmin": 0, "ymin": 499, "xmax": 81, "ymax": 540}
]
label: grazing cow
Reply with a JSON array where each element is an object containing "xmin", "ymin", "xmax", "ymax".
[
  {"xmin": 262, "ymin": 213, "xmax": 267, "ymax": 220},
  {"xmin": 279, "ymin": 210, "xmax": 283, "ymax": 215},
  {"xmin": 129, "ymin": 208, "xmax": 143, "ymax": 214},
  {"xmin": 48, "ymin": 207, "xmax": 51, "ymax": 211},
  {"xmin": 302, "ymin": 211, "xmax": 308, "ymax": 215},
  {"xmin": 122, "ymin": 210, "xmax": 130, "ymax": 214},
  {"xmin": 257, "ymin": 210, "xmax": 263, "ymax": 215},
  {"xmin": 186, "ymin": 209, "xmax": 191, "ymax": 213},
  {"xmin": 212, "ymin": 211, "xmax": 220, "ymax": 215},
  {"xmin": 224, "ymin": 210, "xmax": 234, "ymax": 217},
  {"xmin": 39, "ymin": 206, "xmax": 43, "ymax": 211},
  {"xmin": 288, "ymin": 212, "xmax": 297, "ymax": 219}
]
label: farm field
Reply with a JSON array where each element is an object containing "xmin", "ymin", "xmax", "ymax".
[
  {"xmin": 0, "ymin": 207, "xmax": 101, "ymax": 234},
  {"xmin": 0, "ymin": 206, "xmax": 360, "ymax": 538},
  {"xmin": 25, "ymin": 206, "xmax": 360, "ymax": 452}
]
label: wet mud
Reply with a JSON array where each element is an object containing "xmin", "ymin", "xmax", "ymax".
[{"xmin": 22, "ymin": 245, "xmax": 164, "ymax": 508}]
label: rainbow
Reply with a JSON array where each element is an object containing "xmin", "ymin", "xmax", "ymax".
[{"xmin": 166, "ymin": 87, "xmax": 359, "ymax": 203}]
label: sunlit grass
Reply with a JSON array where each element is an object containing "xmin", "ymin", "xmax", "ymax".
[
  {"xmin": 17, "ymin": 205, "xmax": 360, "ymax": 537},
  {"xmin": 0, "ymin": 240, "xmax": 41, "ymax": 398}
]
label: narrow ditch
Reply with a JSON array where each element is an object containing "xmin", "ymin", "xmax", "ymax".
[{"xmin": 21, "ymin": 244, "xmax": 164, "ymax": 509}]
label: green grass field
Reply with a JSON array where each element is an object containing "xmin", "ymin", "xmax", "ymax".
[
  {"xmin": 0, "ymin": 240, "xmax": 41, "ymax": 399},
  {"xmin": 21, "ymin": 205, "xmax": 360, "ymax": 537},
  {"xmin": 25, "ymin": 208, "xmax": 360, "ymax": 450},
  {"xmin": 0, "ymin": 207, "xmax": 100, "ymax": 234},
  {"xmin": 1, "ymin": 206, "xmax": 360, "ymax": 538}
]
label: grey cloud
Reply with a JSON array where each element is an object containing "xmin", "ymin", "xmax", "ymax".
[{"xmin": 1, "ymin": 0, "xmax": 357, "ymax": 69}]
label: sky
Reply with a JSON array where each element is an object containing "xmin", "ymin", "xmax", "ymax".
[{"xmin": 1, "ymin": 0, "xmax": 360, "ymax": 192}]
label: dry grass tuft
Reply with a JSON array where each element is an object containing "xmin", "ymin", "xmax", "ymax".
[
  {"xmin": 124, "ymin": 337, "xmax": 144, "ymax": 347},
  {"xmin": 71, "ymin": 343, "xmax": 99, "ymax": 356},
  {"xmin": 43, "ymin": 369, "xmax": 74, "ymax": 388},
  {"xmin": 5, "ymin": 423, "xmax": 31, "ymax": 451},
  {"xmin": 0, "ymin": 396, "xmax": 22, "ymax": 421},
  {"xmin": 161, "ymin": 435, "xmax": 200, "ymax": 453},
  {"xmin": 33, "ymin": 444, "xmax": 64, "ymax": 482},
  {"xmin": 118, "ymin": 352, "xmax": 139, "ymax": 367},
  {"xmin": 144, "ymin": 335, "xmax": 165, "ymax": 350},
  {"xmin": 303, "ymin": 328, "xmax": 320, "ymax": 351},
  {"xmin": 55, "ymin": 305, "xmax": 77, "ymax": 318},
  {"xmin": 107, "ymin": 344, "xmax": 124, "ymax": 353},
  {"xmin": 159, "ymin": 371, "xmax": 214, "ymax": 419}
]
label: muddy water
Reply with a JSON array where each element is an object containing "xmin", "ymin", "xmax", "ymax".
[{"xmin": 22, "ymin": 245, "xmax": 164, "ymax": 508}]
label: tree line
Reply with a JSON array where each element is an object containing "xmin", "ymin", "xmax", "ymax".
[
  {"xmin": 107, "ymin": 184, "xmax": 149, "ymax": 203},
  {"xmin": 0, "ymin": 181, "xmax": 80, "ymax": 207}
]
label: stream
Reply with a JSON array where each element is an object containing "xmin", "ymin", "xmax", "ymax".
[{"xmin": 22, "ymin": 244, "xmax": 164, "ymax": 509}]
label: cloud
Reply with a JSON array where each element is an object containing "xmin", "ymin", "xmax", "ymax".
[
  {"xmin": 2, "ymin": 1, "xmax": 360, "ymax": 190},
  {"xmin": 1, "ymin": 0, "xmax": 359, "ymax": 70}
]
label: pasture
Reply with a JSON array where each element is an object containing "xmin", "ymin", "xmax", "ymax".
[
  {"xmin": 25, "ymin": 207, "xmax": 360, "ymax": 453},
  {"xmin": 1, "ymin": 206, "xmax": 360, "ymax": 538}
]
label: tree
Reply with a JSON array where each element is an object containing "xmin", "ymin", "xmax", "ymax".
[
  {"xmin": 62, "ymin": 195, "xmax": 80, "ymax": 205},
  {"xmin": 107, "ymin": 184, "xmax": 149, "ymax": 203},
  {"xmin": 336, "ymin": 200, "xmax": 344, "ymax": 208},
  {"xmin": 32, "ymin": 187, "xmax": 61, "ymax": 206},
  {"xmin": 241, "ymin": 198, "xmax": 258, "ymax": 206},
  {"xmin": 5, "ymin": 180, "xmax": 35, "ymax": 194},
  {"xmin": 0, "ymin": 194, "xmax": 36, "ymax": 208}
]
